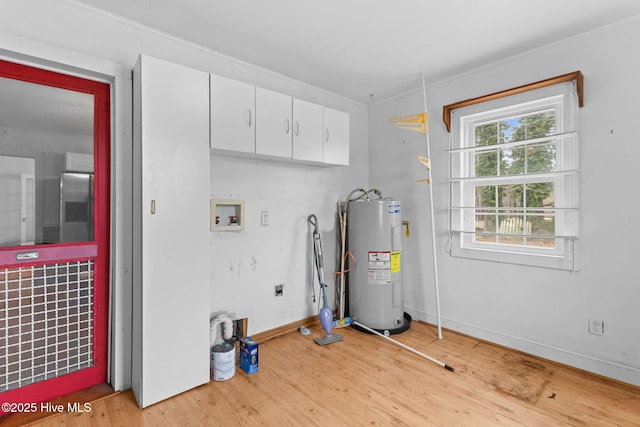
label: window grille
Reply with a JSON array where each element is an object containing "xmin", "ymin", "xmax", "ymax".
[
  {"xmin": 443, "ymin": 73, "xmax": 581, "ymax": 270},
  {"xmin": 0, "ymin": 260, "xmax": 94, "ymax": 392}
]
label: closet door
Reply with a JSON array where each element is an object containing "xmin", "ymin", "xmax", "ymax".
[{"xmin": 132, "ymin": 55, "xmax": 210, "ymax": 408}]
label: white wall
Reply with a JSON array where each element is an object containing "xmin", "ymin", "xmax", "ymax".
[
  {"xmin": 0, "ymin": 0, "xmax": 368, "ymax": 390},
  {"xmin": 369, "ymin": 16, "xmax": 640, "ymax": 386},
  {"xmin": 209, "ymin": 154, "xmax": 367, "ymax": 333}
]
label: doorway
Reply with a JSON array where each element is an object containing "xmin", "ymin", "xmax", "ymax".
[{"xmin": 0, "ymin": 59, "xmax": 110, "ymax": 408}]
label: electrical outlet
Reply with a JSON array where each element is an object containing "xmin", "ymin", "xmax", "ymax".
[
  {"xmin": 261, "ymin": 211, "xmax": 269, "ymax": 226},
  {"xmin": 588, "ymin": 317, "xmax": 604, "ymax": 336},
  {"xmin": 275, "ymin": 284, "xmax": 284, "ymax": 297}
]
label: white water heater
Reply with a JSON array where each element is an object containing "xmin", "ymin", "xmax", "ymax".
[{"xmin": 347, "ymin": 195, "xmax": 405, "ymax": 331}]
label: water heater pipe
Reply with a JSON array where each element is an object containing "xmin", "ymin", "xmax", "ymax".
[
  {"xmin": 337, "ymin": 187, "xmax": 367, "ymax": 319},
  {"xmin": 337, "ymin": 201, "xmax": 347, "ymax": 320}
]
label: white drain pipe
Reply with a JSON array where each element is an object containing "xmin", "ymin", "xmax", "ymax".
[{"xmin": 210, "ymin": 313, "xmax": 233, "ymax": 347}]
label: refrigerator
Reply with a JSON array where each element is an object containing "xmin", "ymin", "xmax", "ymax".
[{"xmin": 60, "ymin": 172, "xmax": 93, "ymax": 243}]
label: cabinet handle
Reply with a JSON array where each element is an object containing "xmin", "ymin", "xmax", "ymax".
[
  {"xmin": 284, "ymin": 118, "xmax": 290, "ymax": 134},
  {"xmin": 151, "ymin": 200, "xmax": 156, "ymax": 215},
  {"xmin": 245, "ymin": 110, "xmax": 253, "ymax": 127},
  {"xmin": 294, "ymin": 121, "xmax": 299, "ymax": 136},
  {"xmin": 325, "ymin": 129, "xmax": 330, "ymax": 142}
]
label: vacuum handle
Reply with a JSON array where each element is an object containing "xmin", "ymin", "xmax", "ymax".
[{"xmin": 313, "ymin": 233, "xmax": 323, "ymax": 268}]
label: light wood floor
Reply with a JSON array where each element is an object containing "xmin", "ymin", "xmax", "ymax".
[{"xmin": 19, "ymin": 322, "xmax": 640, "ymax": 426}]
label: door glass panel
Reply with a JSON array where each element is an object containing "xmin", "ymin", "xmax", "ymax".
[{"xmin": 0, "ymin": 76, "xmax": 95, "ymax": 246}]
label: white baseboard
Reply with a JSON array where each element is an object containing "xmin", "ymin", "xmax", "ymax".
[{"xmin": 405, "ymin": 308, "xmax": 640, "ymax": 387}]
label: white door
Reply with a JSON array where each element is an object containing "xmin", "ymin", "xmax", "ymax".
[
  {"xmin": 256, "ymin": 87, "xmax": 293, "ymax": 158},
  {"xmin": 292, "ymin": 99, "xmax": 324, "ymax": 162},
  {"xmin": 0, "ymin": 156, "xmax": 34, "ymax": 247},
  {"xmin": 323, "ymin": 107, "xmax": 350, "ymax": 166},
  {"xmin": 210, "ymin": 74, "xmax": 256, "ymax": 153},
  {"xmin": 133, "ymin": 55, "xmax": 210, "ymax": 408},
  {"xmin": 20, "ymin": 173, "xmax": 35, "ymax": 245}
]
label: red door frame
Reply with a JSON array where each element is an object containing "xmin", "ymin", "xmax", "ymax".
[{"xmin": 0, "ymin": 59, "xmax": 110, "ymax": 408}]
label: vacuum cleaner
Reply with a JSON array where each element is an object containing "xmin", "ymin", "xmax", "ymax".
[{"xmin": 308, "ymin": 214, "xmax": 343, "ymax": 346}]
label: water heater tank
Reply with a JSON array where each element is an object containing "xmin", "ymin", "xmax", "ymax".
[{"xmin": 347, "ymin": 197, "xmax": 404, "ymax": 330}]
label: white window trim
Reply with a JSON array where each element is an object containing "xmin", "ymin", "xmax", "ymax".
[{"xmin": 446, "ymin": 79, "xmax": 580, "ymax": 271}]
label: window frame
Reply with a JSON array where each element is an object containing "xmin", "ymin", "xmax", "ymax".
[{"xmin": 444, "ymin": 74, "xmax": 581, "ymax": 271}]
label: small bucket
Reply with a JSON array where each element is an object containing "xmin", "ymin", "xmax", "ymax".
[{"xmin": 211, "ymin": 342, "xmax": 236, "ymax": 381}]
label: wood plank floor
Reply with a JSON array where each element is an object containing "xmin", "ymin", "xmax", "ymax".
[{"xmin": 19, "ymin": 322, "xmax": 640, "ymax": 426}]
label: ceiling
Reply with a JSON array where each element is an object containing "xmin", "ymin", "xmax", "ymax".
[
  {"xmin": 70, "ymin": 0, "xmax": 640, "ymax": 103},
  {"xmin": 47, "ymin": 1, "xmax": 640, "ymax": 103}
]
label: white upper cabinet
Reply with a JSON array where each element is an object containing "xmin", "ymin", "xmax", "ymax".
[
  {"xmin": 210, "ymin": 74, "xmax": 255, "ymax": 153},
  {"xmin": 323, "ymin": 107, "xmax": 350, "ymax": 166},
  {"xmin": 292, "ymin": 98, "xmax": 324, "ymax": 162},
  {"xmin": 209, "ymin": 73, "xmax": 349, "ymax": 166},
  {"xmin": 255, "ymin": 87, "xmax": 293, "ymax": 158}
]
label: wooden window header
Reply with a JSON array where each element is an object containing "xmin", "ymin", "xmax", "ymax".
[{"xmin": 442, "ymin": 71, "xmax": 583, "ymax": 132}]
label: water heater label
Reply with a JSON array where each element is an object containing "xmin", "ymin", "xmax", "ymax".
[
  {"xmin": 368, "ymin": 251, "xmax": 390, "ymax": 264},
  {"xmin": 368, "ymin": 252, "xmax": 392, "ymax": 285},
  {"xmin": 391, "ymin": 251, "xmax": 400, "ymax": 273}
]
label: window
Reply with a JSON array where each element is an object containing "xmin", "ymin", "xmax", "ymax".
[{"xmin": 444, "ymin": 73, "xmax": 581, "ymax": 270}]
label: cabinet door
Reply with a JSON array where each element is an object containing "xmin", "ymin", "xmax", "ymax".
[
  {"xmin": 255, "ymin": 87, "xmax": 292, "ymax": 158},
  {"xmin": 323, "ymin": 107, "xmax": 350, "ymax": 166},
  {"xmin": 292, "ymin": 98, "xmax": 323, "ymax": 162},
  {"xmin": 133, "ymin": 55, "xmax": 210, "ymax": 408},
  {"xmin": 210, "ymin": 74, "xmax": 255, "ymax": 153}
]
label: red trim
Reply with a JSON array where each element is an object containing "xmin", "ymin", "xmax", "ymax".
[
  {"xmin": 0, "ymin": 365, "xmax": 106, "ymax": 408},
  {"xmin": 92, "ymin": 69, "xmax": 111, "ymax": 413},
  {"xmin": 0, "ymin": 59, "xmax": 105, "ymax": 94},
  {"xmin": 0, "ymin": 243, "xmax": 98, "ymax": 267},
  {"xmin": 0, "ymin": 60, "xmax": 110, "ymax": 410}
]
